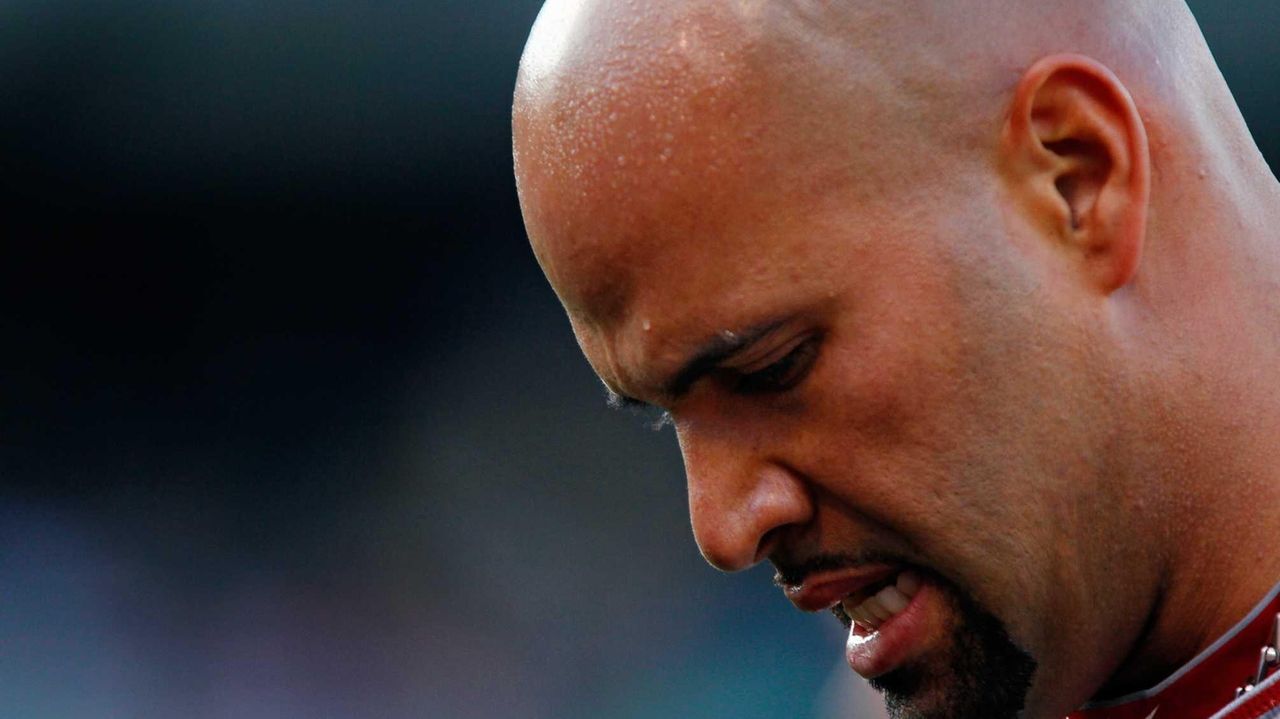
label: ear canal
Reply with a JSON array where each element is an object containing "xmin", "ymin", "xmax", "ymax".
[
  {"xmin": 1056, "ymin": 173, "xmax": 1081, "ymax": 230},
  {"xmin": 1042, "ymin": 136, "xmax": 1111, "ymax": 233}
]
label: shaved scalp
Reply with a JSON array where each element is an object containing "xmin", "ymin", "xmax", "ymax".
[
  {"xmin": 515, "ymin": 0, "xmax": 1230, "ymax": 168},
  {"xmin": 513, "ymin": 0, "xmax": 1259, "ymax": 322}
]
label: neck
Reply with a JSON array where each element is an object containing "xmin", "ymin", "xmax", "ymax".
[{"xmin": 1099, "ymin": 154, "xmax": 1280, "ymax": 697}]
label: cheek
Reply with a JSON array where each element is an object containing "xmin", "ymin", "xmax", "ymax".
[
  {"xmin": 793, "ymin": 301, "xmax": 978, "ymax": 532},
  {"xmin": 796, "ymin": 268, "xmax": 1057, "ymax": 587},
  {"xmin": 807, "ymin": 265, "xmax": 980, "ymax": 464},
  {"xmin": 803, "ymin": 339, "xmax": 1056, "ymax": 631}
]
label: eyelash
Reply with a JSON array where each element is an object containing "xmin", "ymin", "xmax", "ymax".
[
  {"xmin": 648, "ymin": 410, "xmax": 674, "ymax": 431},
  {"xmin": 728, "ymin": 336, "xmax": 821, "ymax": 395},
  {"xmin": 618, "ymin": 334, "xmax": 822, "ymax": 431},
  {"xmin": 616, "ymin": 399, "xmax": 674, "ymax": 432}
]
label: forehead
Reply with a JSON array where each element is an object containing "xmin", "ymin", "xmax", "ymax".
[
  {"xmin": 565, "ymin": 180, "xmax": 885, "ymax": 399},
  {"xmin": 519, "ymin": 66, "xmax": 863, "ymax": 328},
  {"xmin": 513, "ymin": 2, "xmax": 957, "ymax": 388},
  {"xmin": 517, "ymin": 15, "xmax": 769, "ymax": 307}
]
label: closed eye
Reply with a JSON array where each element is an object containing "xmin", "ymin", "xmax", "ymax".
[{"xmin": 726, "ymin": 335, "xmax": 821, "ymax": 395}]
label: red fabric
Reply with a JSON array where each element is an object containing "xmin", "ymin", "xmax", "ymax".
[
  {"xmin": 1067, "ymin": 588, "xmax": 1280, "ymax": 719},
  {"xmin": 1214, "ymin": 673, "xmax": 1280, "ymax": 719}
]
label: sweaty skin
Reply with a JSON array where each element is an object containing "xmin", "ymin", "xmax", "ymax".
[{"xmin": 514, "ymin": 1, "xmax": 1280, "ymax": 717}]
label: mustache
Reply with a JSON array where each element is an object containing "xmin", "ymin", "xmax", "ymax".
[{"xmin": 770, "ymin": 549, "xmax": 919, "ymax": 589}]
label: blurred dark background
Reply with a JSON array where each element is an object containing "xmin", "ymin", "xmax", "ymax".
[{"xmin": 0, "ymin": 2, "xmax": 1275, "ymax": 718}]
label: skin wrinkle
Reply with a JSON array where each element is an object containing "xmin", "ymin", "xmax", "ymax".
[{"xmin": 514, "ymin": 1, "xmax": 1280, "ymax": 717}]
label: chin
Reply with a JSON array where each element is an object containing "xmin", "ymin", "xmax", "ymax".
[{"xmin": 870, "ymin": 577, "xmax": 1039, "ymax": 719}]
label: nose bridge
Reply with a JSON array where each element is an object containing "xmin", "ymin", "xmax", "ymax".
[{"xmin": 677, "ymin": 414, "xmax": 813, "ymax": 572}]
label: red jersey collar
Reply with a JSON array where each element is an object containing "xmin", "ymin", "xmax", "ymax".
[{"xmin": 1067, "ymin": 580, "xmax": 1280, "ymax": 719}]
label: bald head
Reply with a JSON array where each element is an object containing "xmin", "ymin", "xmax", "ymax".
[
  {"xmin": 514, "ymin": 0, "xmax": 1265, "ymax": 324},
  {"xmin": 513, "ymin": 3, "xmax": 1280, "ymax": 718}
]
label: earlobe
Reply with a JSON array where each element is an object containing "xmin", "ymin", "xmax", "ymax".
[{"xmin": 1001, "ymin": 54, "xmax": 1151, "ymax": 293}]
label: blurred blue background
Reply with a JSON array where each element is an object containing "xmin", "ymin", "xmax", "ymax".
[{"xmin": 0, "ymin": 2, "xmax": 1275, "ymax": 718}]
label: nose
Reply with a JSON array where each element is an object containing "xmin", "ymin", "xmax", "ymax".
[{"xmin": 678, "ymin": 422, "xmax": 814, "ymax": 572}]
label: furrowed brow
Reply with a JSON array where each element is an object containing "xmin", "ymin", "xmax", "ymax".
[
  {"xmin": 601, "ymin": 317, "xmax": 790, "ymax": 409},
  {"xmin": 662, "ymin": 320, "xmax": 786, "ymax": 400}
]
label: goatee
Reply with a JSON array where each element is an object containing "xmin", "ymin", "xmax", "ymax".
[{"xmin": 870, "ymin": 577, "xmax": 1037, "ymax": 719}]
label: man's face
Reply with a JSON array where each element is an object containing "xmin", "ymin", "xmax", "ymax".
[{"xmin": 517, "ymin": 34, "xmax": 1125, "ymax": 717}]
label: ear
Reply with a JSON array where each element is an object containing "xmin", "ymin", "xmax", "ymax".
[{"xmin": 1000, "ymin": 54, "xmax": 1151, "ymax": 294}]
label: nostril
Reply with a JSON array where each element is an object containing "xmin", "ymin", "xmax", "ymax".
[{"xmin": 755, "ymin": 524, "xmax": 789, "ymax": 565}]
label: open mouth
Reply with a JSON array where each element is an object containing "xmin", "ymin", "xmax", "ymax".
[
  {"xmin": 831, "ymin": 569, "xmax": 924, "ymax": 636},
  {"xmin": 782, "ymin": 561, "xmax": 938, "ymax": 678}
]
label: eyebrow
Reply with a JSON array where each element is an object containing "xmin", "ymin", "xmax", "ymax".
[{"xmin": 604, "ymin": 318, "xmax": 788, "ymax": 409}]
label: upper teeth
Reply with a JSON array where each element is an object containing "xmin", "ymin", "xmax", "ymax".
[{"xmin": 844, "ymin": 570, "xmax": 922, "ymax": 631}]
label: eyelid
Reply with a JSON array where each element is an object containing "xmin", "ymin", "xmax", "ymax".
[
  {"xmin": 731, "ymin": 333, "xmax": 822, "ymax": 395},
  {"xmin": 721, "ymin": 332, "xmax": 811, "ymax": 374}
]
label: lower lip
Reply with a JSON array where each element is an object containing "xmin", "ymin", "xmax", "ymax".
[{"xmin": 845, "ymin": 578, "xmax": 940, "ymax": 679}]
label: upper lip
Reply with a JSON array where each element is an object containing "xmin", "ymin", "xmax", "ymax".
[{"xmin": 782, "ymin": 564, "xmax": 901, "ymax": 613}]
